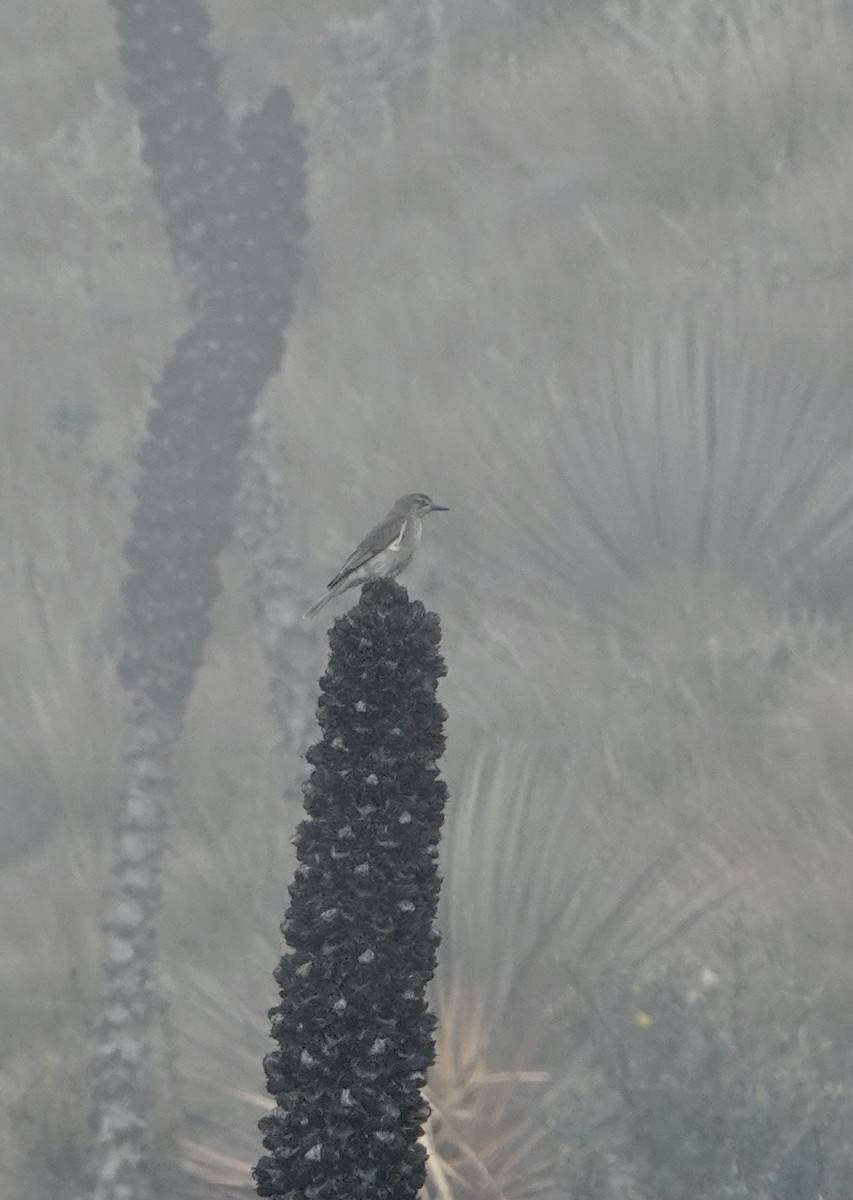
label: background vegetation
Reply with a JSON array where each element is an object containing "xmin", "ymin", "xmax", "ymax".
[{"xmin": 3, "ymin": 0, "xmax": 853, "ymax": 1196}]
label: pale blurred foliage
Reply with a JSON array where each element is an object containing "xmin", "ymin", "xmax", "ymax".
[
  {"xmin": 3, "ymin": 0, "xmax": 853, "ymax": 1195},
  {"xmin": 0, "ymin": 437, "xmax": 127, "ymax": 862}
]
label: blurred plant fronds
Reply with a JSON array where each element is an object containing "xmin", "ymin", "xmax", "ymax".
[
  {"xmin": 0, "ymin": 433, "xmax": 126, "ymax": 862},
  {"xmin": 423, "ymin": 740, "xmax": 737, "ymax": 1198},
  {"xmin": 423, "ymin": 1029, "xmax": 555, "ymax": 1200},
  {"xmin": 0, "ymin": 831, "xmax": 105, "ymax": 1053},
  {"xmin": 581, "ymin": 583, "xmax": 853, "ymax": 989},
  {"xmin": 8, "ymin": 473, "xmax": 853, "ymax": 1200},
  {"xmin": 25, "ymin": 599, "xmax": 853, "ymax": 1198},
  {"xmin": 438, "ymin": 742, "xmax": 736, "ymax": 1003},
  {"xmin": 127, "ymin": 852, "xmax": 299, "ymax": 1197},
  {"xmin": 167, "ymin": 969, "xmax": 277, "ymax": 1197},
  {"xmin": 430, "ymin": 592, "xmax": 853, "ymax": 1197},
  {"xmin": 160, "ymin": 781, "xmax": 299, "ymax": 975},
  {"xmin": 584, "ymin": 0, "xmax": 853, "ymax": 211},
  {"xmin": 0, "ymin": 831, "xmax": 105, "ymax": 1197},
  {"xmin": 592, "ymin": 576, "xmax": 820, "ymax": 789},
  {"xmin": 289, "ymin": 1, "xmax": 853, "ymax": 627},
  {"xmin": 156, "ymin": 737, "xmax": 736, "ymax": 1200},
  {"xmin": 471, "ymin": 303, "xmax": 853, "ymax": 621}
]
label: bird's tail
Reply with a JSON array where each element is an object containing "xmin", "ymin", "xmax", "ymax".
[{"xmin": 302, "ymin": 590, "xmax": 333, "ymax": 619}]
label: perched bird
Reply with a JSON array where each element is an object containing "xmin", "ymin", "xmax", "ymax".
[{"xmin": 303, "ymin": 492, "xmax": 449, "ymax": 619}]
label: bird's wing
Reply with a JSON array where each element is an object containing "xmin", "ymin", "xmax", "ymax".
[{"xmin": 326, "ymin": 514, "xmax": 407, "ymax": 588}]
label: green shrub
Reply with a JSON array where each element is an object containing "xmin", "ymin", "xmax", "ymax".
[{"xmin": 568, "ymin": 936, "xmax": 853, "ymax": 1199}]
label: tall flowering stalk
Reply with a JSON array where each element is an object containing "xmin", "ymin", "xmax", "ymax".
[
  {"xmin": 256, "ymin": 578, "xmax": 449, "ymax": 1200},
  {"xmin": 85, "ymin": 3, "xmax": 307, "ymax": 1197}
]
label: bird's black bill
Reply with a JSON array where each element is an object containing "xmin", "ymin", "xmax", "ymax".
[{"xmin": 430, "ymin": 503, "xmax": 450, "ymax": 511}]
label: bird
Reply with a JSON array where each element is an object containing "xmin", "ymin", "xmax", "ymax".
[{"xmin": 303, "ymin": 493, "xmax": 449, "ymax": 619}]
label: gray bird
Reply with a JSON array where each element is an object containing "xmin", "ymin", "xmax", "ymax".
[{"xmin": 303, "ymin": 492, "xmax": 449, "ymax": 618}]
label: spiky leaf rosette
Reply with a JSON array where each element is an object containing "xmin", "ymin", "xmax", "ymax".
[{"xmin": 255, "ymin": 578, "xmax": 448, "ymax": 1200}]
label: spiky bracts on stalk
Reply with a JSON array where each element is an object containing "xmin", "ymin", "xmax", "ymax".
[
  {"xmin": 87, "ymin": 4, "xmax": 307, "ymax": 1198},
  {"xmin": 256, "ymin": 578, "xmax": 448, "ymax": 1200}
]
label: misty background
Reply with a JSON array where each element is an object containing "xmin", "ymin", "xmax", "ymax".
[{"xmin": 4, "ymin": 0, "xmax": 853, "ymax": 1196}]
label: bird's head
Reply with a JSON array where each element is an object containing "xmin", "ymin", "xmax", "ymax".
[{"xmin": 399, "ymin": 492, "xmax": 450, "ymax": 515}]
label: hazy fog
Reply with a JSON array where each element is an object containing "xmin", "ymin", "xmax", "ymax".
[{"xmin": 4, "ymin": 1, "xmax": 853, "ymax": 1196}]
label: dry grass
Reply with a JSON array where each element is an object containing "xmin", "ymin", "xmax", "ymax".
[
  {"xmin": 0, "ymin": 436, "xmax": 127, "ymax": 861},
  {"xmin": 583, "ymin": 0, "xmax": 853, "ymax": 209}
]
